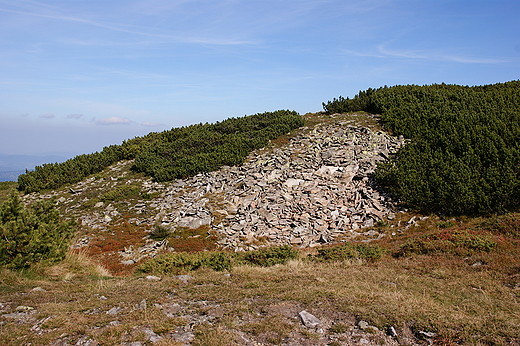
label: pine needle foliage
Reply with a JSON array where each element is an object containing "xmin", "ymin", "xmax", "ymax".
[
  {"xmin": 18, "ymin": 145, "xmax": 125, "ymax": 193},
  {"xmin": 133, "ymin": 110, "xmax": 304, "ymax": 181},
  {"xmin": 137, "ymin": 245, "xmax": 300, "ymax": 275},
  {"xmin": 0, "ymin": 194, "xmax": 76, "ymax": 269},
  {"xmin": 323, "ymin": 81, "xmax": 520, "ymax": 215}
]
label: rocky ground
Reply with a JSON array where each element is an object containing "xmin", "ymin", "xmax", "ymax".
[{"xmin": 1, "ymin": 268, "xmax": 432, "ymax": 346}]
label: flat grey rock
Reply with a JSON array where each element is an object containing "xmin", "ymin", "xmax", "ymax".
[{"xmin": 299, "ymin": 310, "xmax": 321, "ymax": 328}]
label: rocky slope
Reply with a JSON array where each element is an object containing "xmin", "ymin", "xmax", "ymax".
[
  {"xmin": 155, "ymin": 115, "xmax": 406, "ymax": 251},
  {"xmin": 24, "ymin": 114, "xmax": 408, "ymax": 266}
]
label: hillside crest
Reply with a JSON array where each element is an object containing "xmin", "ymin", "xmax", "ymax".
[{"xmin": 23, "ymin": 114, "xmax": 406, "ymax": 269}]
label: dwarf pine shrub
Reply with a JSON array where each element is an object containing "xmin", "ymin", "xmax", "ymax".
[
  {"xmin": 313, "ymin": 243, "xmax": 384, "ymax": 262},
  {"xmin": 0, "ymin": 194, "xmax": 76, "ymax": 269},
  {"xmin": 324, "ymin": 81, "xmax": 520, "ymax": 215},
  {"xmin": 100, "ymin": 185, "xmax": 141, "ymax": 202},
  {"xmin": 137, "ymin": 251, "xmax": 232, "ymax": 275},
  {"xmin": 137, "ymin": 245, "xmax": 300, "ymax": 275},
  {"xmin": 237, "ymin": 244, "xmax": 299, "ymax": 267}
]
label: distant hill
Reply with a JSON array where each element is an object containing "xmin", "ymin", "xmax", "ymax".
[
  {"xmin": 0, "ymin": 153, "xmax": 71, "ymax": 181},
  {"xmin": 0, "ymin": 171, "xmax": 24, "ymax": 182}
]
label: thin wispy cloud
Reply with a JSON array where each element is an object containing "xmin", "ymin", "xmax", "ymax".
[
  {"xmin": 440, "ymin": 55, "xmax": 508, "ymax": 64},
  {"xmin": 105, "ymin": 69, "xmax": 172, "ymax": 80},
  {"xmin": 61, "ymin": 38, "xmax": 161, "ymax": 47},
  {"xmin": 40, "ymin": 113, "xmax": 54, "ymax": 118},
  {"xmin": 0, "ymin": 7, "xmax": 254, "ymax": 46},
  {"xmin": 97, "ymin": 117, "xmax": 132, "ymax": 125},
  {"xmin": 141, "ymin": 122, "xmax": 164, "ymax": 127},
  {"xmin": 341, "ymin": 49, "xmax": 386, "ymax": 59},
  {"xmin": 378, "ymin": 45, "xmax": 427, "ymax": 60},
  {"xmin": 66, "ymin": 113, "xmax": 84, "ymax": 119},
  {"xmin": 378, "ymin": 45, "xmax": 506, "ymax": 64}
]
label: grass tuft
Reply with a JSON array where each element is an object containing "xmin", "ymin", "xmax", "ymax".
[
  {"xmin": 193, "ymin": 325, "xmax": 241, "ymax": 346},
  {"xmin": 44, "ymin": 249, "xmax": 112, "ymax": 280}
]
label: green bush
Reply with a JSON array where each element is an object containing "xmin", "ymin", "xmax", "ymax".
[
  {"xmin": 100, "ymin": 185, "xmax": 141, "ymax": 202},
  {"xmin": 237, "ymin": 245, "xmax": 299, "ymax": 267},
  {"xmin": 18, "ymin": 145, "xmax": 126, "ymax": 193},
  {"xmin": 0, "ymin": 182, "xmax": 16, "ymax": 191},
  {"xmin": 137, "ymin": 251, "xmax": 232, "ymax": 275},
  {"xmin": 149, "ymin": 224, "xmax": 171, "ymax": 241},
  {"xmin": 437, "ymin": 220, "xmax": 455, "ymax": 229},
  {"xmin": 397, "ymin": 238, "xmax": 454, "ymax": 256},
  {"xmin": 452, "ymin": 231, "xmax": 497, "ymax": 252},
  {"xmin": 133, "ymin": 110, "xmax": 305, "ymax": 181},
  {"xmin": 0, "ymin": 194, "xmax": 77, "ymax": 269},
  {"xmin": 396, "ymin": 230, "xmax": 497, "ymax": 257},
  {"xmin": 313, "ymin": 243, "xmax": 384, "ymax": 262},
  {"xmin": 199, "ymin": 252, "xmax": 232, "ymax": 272},
  {"xmin": 137, "ymin": 245, "xmax": 300, "ymax": 275},
  {"xmin": 323, "ymin": 81, "xmax": 520, "ymax": 215}
]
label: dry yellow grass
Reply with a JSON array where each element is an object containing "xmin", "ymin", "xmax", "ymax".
[
  {"xmin": 1, "ymin": 245, "xmax": 520, "ymax": 345},
  {"xmin": 44, "ymin": 249, "xmax": 112, "ymax": 280}
]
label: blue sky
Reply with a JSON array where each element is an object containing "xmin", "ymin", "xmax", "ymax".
[{"xmin": 1, "ymin": 0, "xmax": 519, "ymax": 156}]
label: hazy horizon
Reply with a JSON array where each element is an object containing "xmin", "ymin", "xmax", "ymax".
[{"xmin": 1, "ymin": 0, "xmax": 519, "ymax": 156}]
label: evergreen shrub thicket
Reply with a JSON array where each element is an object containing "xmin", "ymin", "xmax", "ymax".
[
  {"xmin": 137, "ymin": 245, "xmax": 300, "ymax": 275},
  {"xmin": 313, "ymin": 243, "xmax": 384, "ymax": 262},
  {"xmin": 323, "ymin": 81, "xmax": 520, "ymax": 215},
  {"xmin": 17, "ymin": 110, "xmax": 304, "ymax": 192},
  {"xmin": 136, "ymin": 251, "xmax": 232, "ymax": 275},
  {"xmin": 133, "ymin": 110, "xmax": 304, "ymax": 181},
  {"xmin": 395, "ymin": 229, "xmax": 498, "ymax": 257},
  {"xmin": 235, "ymin": 244, "xmax": 299, "ymax": 267},
  {"xmin": 0, "ymin": 194, "xmax": 76, "ymax": 269},
  {"xmin": 18, "ymin": 145, "xmax": 126, "ymax": 193}
]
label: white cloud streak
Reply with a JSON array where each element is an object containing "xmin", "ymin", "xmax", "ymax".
[
  {"xmin": 377, "ymin": 44, "xmax": 507, "ymax": 64},
  {"xmin": 0, "ymin": 7, "xmax": 254, "ymax": 45},
  {"xmin": 40, "ymin": 113, "xmax": 54, "ymax": 118},
  {"xmin": 66, "ymin": 113, "xmax": 84, "ymax": 119},
  {"xmin": 141, "ymin": 122, "xmax": 164, "ymax": 127},
  {"xmin": 97, "ymin": 116, "xmax": 132, "ymax": 125}
]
